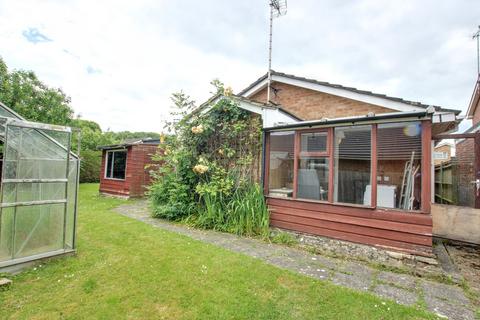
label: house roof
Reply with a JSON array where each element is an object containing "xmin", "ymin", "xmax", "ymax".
[
  {"xmin": 466, "ymin": 75, "xmax": 480, "ymax": 119},
  {"xmin": 190, "ymin": 93, "xmax": 303, "ymax": 121},
  {"xmin": 239, "ymin": 70, "xmax": 461, "ymax": 115},
  {"xmin": 98, "ymin": 138, "xmax": 160, "ymax": 150}
]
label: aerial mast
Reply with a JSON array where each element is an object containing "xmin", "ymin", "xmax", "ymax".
[
  {"xmin": 474, "ymin": 25, "xmax": 480, "ymax": 77},
  {"xmin": 267, "ymin": 0, "xmax": 287, "ymax": 104}
]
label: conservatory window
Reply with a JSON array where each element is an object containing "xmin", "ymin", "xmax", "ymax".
[
  {"xmin": 377, "ymin": 122, "xmax": 422, "ymax": 210},
  {"xmin": 297, "ymin": 130, "xmax": 330, "ymax": 201},
  {"xmin": 268, "ymin": 131, "xmax": 294, "ymax": 198},
  {"xmin": 334, "ymin": 125, "xmax": 372, "ymax": 205},
  {"xmin": 105, "ymin": 150, "xmax": 127, "ymax": 180}
]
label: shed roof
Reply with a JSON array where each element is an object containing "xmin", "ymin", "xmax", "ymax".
[{"xmin": 98, "ymin": 137, "xmax": 160, "ymax": 150}]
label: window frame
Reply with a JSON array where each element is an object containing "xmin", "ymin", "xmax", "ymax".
[
  {"xmin": 104, "ymin": 149, "xmax": 128, "ymax": 181},
  {"xmin": 293, "ymin": 128, "xmax": 333, "ymax": 202},
  {"xmin": 332, "ymin": 124, "xmax": 375, "ymax": 207},
  {"xmin": 264, "ymin": 119, "xmax": 429, "ymax": 213}
]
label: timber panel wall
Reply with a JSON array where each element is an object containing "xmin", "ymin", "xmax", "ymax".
[
  {"xmin": 99, "ymin": 144, "xmax": 161, "ymax": 197},
  {"xmin": 267, "ymin": 197, "xmax": 433, "ymax": 256},
  {"xmin": 99, "ymin": 147, "xmax": 132, "ymax": 197}
]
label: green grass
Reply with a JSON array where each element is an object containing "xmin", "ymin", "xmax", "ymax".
[{"xmin": 0, "ymin": 184, "xmax": 438, "ymax": 319}]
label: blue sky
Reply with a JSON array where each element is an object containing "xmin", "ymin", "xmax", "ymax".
[{"xmin": 0, "ymin": 0, "xmax": 478, "ymax": 132}]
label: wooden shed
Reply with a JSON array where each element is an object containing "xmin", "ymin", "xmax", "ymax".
[{"xmin": 98, "ymin": 138, "xmax": 160, "ymax": 198}]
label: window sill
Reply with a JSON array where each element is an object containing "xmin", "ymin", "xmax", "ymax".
[
  {"xmin": 104, "ymin": 177, "xmax": 126, "ymax": 181},
  {"xmin": 266, "ymin": 195, "xmax": 375, "ymax": 210}
]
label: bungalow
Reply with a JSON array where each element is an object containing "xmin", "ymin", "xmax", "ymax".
[{"xmin": 227, "ymin": 71, "xmax": 460, "ymax": 256}]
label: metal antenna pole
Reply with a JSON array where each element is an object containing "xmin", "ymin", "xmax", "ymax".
[
  {"xmin": 267, "ymin": 3, "xmax": 273, "ymax": 104},
  {"xmin": 474, "ymin": 25, "xmax": 480, "ymax": 77}
]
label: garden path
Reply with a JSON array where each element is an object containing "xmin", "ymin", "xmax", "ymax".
[{"xmin": 115, "ymin": 200, "xmax": 475, "ymax": 320}]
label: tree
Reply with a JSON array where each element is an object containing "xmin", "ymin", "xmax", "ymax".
[{"xmin": 0, "ymin": 57, "xmax": 74, "ymax": 125}]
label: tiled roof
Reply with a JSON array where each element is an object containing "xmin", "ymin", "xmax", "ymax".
[{"xmin": 239, "ymin": 70, "xmax": 461, "ymax": 115}]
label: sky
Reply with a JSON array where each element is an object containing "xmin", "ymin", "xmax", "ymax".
[{"xmin": 0, "ymin": 0, "xmax": 478, "ymax": 133}]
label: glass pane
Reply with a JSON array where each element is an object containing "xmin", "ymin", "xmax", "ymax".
[
  {"xmin": 334, "ymin": 125, "xmax": 371, "ymax": 205},
  {"xmin": 268, "ymin": 131, "xmax": 294, "ymax": 197},
  {"xmin": 13, "ymin": 203, "xmax": 65, "ymax": 258},
  {"xmin": 2, "ymin": 182, "xmax": 66, "ymax": 204},
  {"xmin": 301, "ymin": 132, "xmax": 327, "ymax": 153},
  {"xmin": 0, "ymin": 208, "xmax": 14, "ymax": 262},
  {"xmin": 106, "ymin": 152, "xmax": 113, "ymax": 178},
  {"xmin": 377, "ymin": 122, "xmax": 422, "ymax": 210},
  {"xmin": 435, "ymin": 140, "xmax": 475, "ymax": 207},
  {"xmin": 297, "ymin": 157, "xmax": 329, "ymax": 200},
  {"xmin": 3, "ymin": 126, "xmax": 68, "ymax": 180},
  {"xmin": 65, "ymin": 158, "xmax": 78, "ymax": 249},
  {"xmin": 112, "ymin": 151, "xmax": 127, "ymax": 179}
]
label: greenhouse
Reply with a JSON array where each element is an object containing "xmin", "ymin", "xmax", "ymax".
[{"xmin": 0, "ymin": 102, "xmax": 79, "ymax": 270}]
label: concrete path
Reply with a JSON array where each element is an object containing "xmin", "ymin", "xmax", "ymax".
[{"xmin": 115, "ymin": 201, "xmax": 476, "ymax": 320}]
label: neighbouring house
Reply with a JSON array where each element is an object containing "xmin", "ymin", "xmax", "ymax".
[
  {"xmin": 198, "ymin": 71, "xmax": 460, "ymax": 256},
  {"xmin": 433, "ymin": 141, "xmax": 455, "ymax": 166},
  {"xmin": 430, "ymin": 75, "xmax": 480, "ymax": 245},
  {"xmin": 98, "ymin": 138, "xmax": 161, "ymax": 198}
]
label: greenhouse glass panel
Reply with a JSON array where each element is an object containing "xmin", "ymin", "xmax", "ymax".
[{"xmin": 0, "ymin": 115, "xmax": 78, "ymax": 269}]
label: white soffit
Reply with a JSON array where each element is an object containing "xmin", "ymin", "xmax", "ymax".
[{"xmin": 241, "ymin": 75, "xmax": 427, "ymax": 113}]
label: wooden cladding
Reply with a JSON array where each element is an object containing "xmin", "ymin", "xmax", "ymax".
[{"xmin": 267, "ymin": 197, "xmax": 433, "ymax": 256}]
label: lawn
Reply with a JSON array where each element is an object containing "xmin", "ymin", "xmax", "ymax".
[{"xmin": 0, "ymin": 184, "xmax": 437, "ymax": 319}]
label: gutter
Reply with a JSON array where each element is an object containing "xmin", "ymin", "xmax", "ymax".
[{"xmin": 263, "ymin": 111, "xmax": 431, "ymax": 132}]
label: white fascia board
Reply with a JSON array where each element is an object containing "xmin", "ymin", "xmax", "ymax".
[
  {"xmin": 241, "ymin": 75, "xmax": 426, "ymax": 113},
  {"xmin": 200, "ymin": 96, "xmax": 263, "ymax": 116},
  {"xmin": 263, "ymin": 108, "xmax": 299, "ymax": 128},
  {"xmin": 199, "ymin": 95, "xmax": 297, "ymax": 128},
  {"xmin": 432, "ymin": 112, "xmax": 456, "ymax": 124}
]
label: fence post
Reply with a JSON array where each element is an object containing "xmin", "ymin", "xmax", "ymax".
[{"xmin": 475, "ymin": 132, "xmax": 480, "ymax": 208}]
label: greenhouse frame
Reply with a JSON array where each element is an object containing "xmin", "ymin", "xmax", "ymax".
[{"xmin": 0, "ymin": 102, "xmax": 79, "ymax": 270}]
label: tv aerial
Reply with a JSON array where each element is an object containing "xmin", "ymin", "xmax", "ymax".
[{"xmin": 267, "ymin": 0, "xmax": 287, "ymax": 104}]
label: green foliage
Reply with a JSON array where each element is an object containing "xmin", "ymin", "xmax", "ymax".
[
  {"xmin": 270, "ymin": 231, "xmax": 298, "ymax": 246},
  {"xmin": 188, "ymin": 183, "xmax": 269, "ymax": 237},
  {"xmin": 150, "ymin": 82, "xmax": 266, "ymax": 236},
  {"xmin": 0, "ymin": 57, "xmax": 73, "ymax": 125},
  {"xmin": 79, "ymin": 150, "xmax": 102, "ymax": 183}
]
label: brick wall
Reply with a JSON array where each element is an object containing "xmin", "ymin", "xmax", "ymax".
[
  {"xmin": 249, "ymin": 82, "xmax": 396, "ymax": 120},
  {"xmin": 473, "ymin": 98, "xmax": 480, "ymax": 126},
  {"xmin": 455, "ymin": 139, "xmax": 475, "ymax": 207},
  {"xmin": 433, "ymin": 144, "xmax": 452, "ymax": 166}
]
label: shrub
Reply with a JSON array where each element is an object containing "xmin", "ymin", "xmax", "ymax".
[
  {"xmin": 80, "ymin": 150, "xmax": 102, "ymax": 183},
  {"xmin": 149, "ymin": 83, "xmax": 267, "ymax": 237}
]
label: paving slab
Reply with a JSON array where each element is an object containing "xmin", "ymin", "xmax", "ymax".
[
  {"xmin": 377, "ymin": 271, "xmax": 417, "ymax": 289},
  {"xmin": 422, "ymin": 280, "xmax": 470, "ymax": 306},
  {"xmin": 373, "ymin": 284, "xmax": 417, "ymax": 305},
  {"xmin": 331, "ymin": 272, "xmax": 371, "ymax": 292},
  {"xmin": 424, "ymin": 295, "xmax": 475, "ymax": 320}
]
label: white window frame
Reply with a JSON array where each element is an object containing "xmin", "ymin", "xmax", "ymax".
[
  {"xmin": 433, "ymin": 151, "xmax": 448, "ymax": 160},
  {"xmin": 105, "ymin": 149, "xmax": 127, "ymax": 180}
]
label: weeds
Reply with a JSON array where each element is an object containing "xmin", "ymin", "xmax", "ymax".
[{"xmin": 270, "ymin": 231, "xmax": 297, "ymax": 246}]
